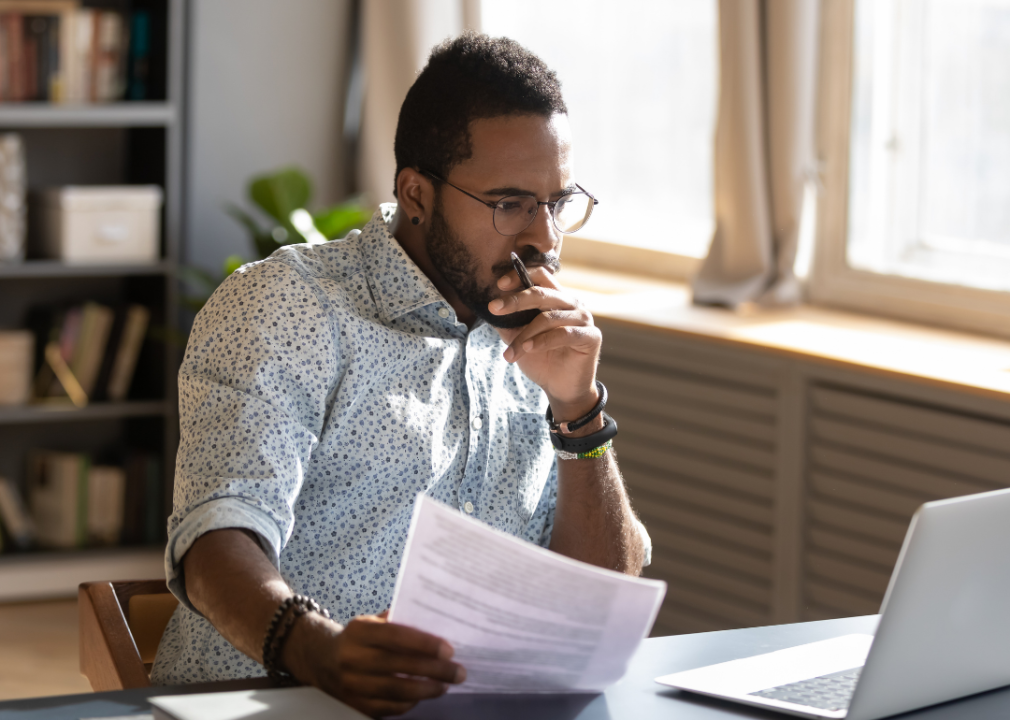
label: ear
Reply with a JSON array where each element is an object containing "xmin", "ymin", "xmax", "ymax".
[{"xmin": 395, "ymin": 168, "xmax": 434, "ymax": 223}]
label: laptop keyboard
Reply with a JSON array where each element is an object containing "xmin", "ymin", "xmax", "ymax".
[{"xmin": 750, "ymin": 667, "xmax": 863, "ymax": 711}]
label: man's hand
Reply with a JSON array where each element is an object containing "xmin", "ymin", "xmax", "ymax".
[
  {"xmin": 284, "ymin": 611, "xmax": 465, "ymax": 718},
  {"xmin": 489, "ymin": 265, "xmax": 602, "ymax": 422},
  {"xmin": 183, "ymin": 529, "xmax": 465, "ymax": 719}
]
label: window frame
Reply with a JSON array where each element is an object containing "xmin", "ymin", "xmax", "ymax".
[{"xmin": 810, "ymin": 0, "xmax": 1010, "ymax": 340}]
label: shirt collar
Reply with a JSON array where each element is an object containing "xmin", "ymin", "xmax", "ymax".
[{"xmin": 359, "ymin": 203, "xmax": 447, "ymax": 323}]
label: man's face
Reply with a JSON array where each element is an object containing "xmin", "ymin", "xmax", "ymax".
[{"xmin": 423, "ymin": 113, "xmax": 574, "ymax": 328}]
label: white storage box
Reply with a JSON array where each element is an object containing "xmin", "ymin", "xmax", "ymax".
[{"xmin": 37, "ymin": 186, "xmax": 163, "ymax": 264}]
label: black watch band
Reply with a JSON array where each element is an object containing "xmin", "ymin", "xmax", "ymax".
[
  {"xmin": 546, "ymin": 380, "xmax": 608, "ymax": 434},
  {"xmin": 550, "ymin": 412, "xmax": 618, "ymax": 454}
]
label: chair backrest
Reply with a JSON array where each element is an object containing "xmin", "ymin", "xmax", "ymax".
[{"xmin": 79, "ymin": 579, "xmax": 178, "ymax": 692}]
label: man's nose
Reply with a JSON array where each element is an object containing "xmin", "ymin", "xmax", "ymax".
[{"xmin": 518, "ymin": 203, "xmax": 560, "ymax": 256}]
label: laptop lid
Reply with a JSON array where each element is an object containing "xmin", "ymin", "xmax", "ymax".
[{"xmin": 845, "ymin": 487, "xmax": 1010, "ymax": 720}]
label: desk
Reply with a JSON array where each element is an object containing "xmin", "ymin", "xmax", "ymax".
[{"xmin": 3, "ymin": 615, "xmax": 1008, "ymax": 719}]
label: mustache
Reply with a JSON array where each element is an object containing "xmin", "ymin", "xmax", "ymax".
[{"xmin": 492, "ymin": 251, "xmax": 561, "ymax": 279}]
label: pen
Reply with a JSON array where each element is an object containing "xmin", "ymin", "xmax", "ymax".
[{"xmin": 510, "ymin": 252, "xmax": 535, "ymax": 290}]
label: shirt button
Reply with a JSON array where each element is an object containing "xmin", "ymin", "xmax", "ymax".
[
  {"xmin": 438, "ymin": 307, "xmax": 450, "ymax": 318},
  {"xmin": 472, "ymin": 417, "xmax": 483, "ymax": 430},
  {"xmin": 464, "ymin": 501, "xmax": 474, "ymax": 514}
]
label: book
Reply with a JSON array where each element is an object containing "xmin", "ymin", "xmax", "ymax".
[
  {"xmin": 92, "ymin": 9, "xmax": 124, "ymax": 102},
  {"xmin": 26, "ymin": 449, "xmax": 89, "ymax": 548},
  {"xmin": 125, "ymin": 9, "xmax": 148, "ymax": 100},
  {"xmin": 0, "ymin": 475, "xmax": 35, "ymax": 549},
  {"xmin": 69, "ymin": 6, "xmax": 92, "ymax": 102},
  {"xmin": 87, "ymin": 464, "xmax": 125, "ymax": 545},
  {"xmin": 106, "ymin": 304, "xmax": 149, "ymax": 401},
  {"xmin": 0, "ymin": 3, "xmax": 134, "ymax": 105},
  {"xmin": 68, "ymin": 300, "xmax": 114, "ymax": 398},
  {"xmin": 149, "ymin": 687, "xmax": 369, "ymax": 720}
]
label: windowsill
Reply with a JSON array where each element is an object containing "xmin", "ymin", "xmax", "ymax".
[{"xmin": 562, "ymin": 263, "xmax": 1010, "ymax": 403}]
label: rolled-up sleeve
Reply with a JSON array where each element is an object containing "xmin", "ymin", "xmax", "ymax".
[{"xmin": 165, "ymin": 257, "xmax": 338, "ymax": 610}]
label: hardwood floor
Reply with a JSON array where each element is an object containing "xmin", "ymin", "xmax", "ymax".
[{"xmin": 0, "ymin": 599, "xmax": 93, "ymax": 700}]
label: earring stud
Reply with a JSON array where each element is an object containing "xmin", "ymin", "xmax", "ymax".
[{"xmin": 411, "ymin": 217, "xmax": 420, "ymax": 225}]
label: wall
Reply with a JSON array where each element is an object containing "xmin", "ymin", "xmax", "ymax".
[{"xmin": 185, "ymin": 0, "xmax": 354, "ymax": 275}]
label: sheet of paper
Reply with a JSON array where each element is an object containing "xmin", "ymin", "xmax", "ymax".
[{"xmin": 388, "ymin": 494, "xmax": 667, "ymax": 693}]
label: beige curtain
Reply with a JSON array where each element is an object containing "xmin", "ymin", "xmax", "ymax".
[
  {"xmin": 692, "ymin": 0, "xmax": 820, "ymax": 307},
  {"xmin": 358, "ymin": 0, "xmax": 482, "ymax": 206}
]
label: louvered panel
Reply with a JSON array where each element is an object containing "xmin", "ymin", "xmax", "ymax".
[
  {"xmin": 647, "ymin": 524, "xmax": 771, "ymax": 582},
  {"xmin": 598, "ymin": 321, "xmax": 782, "ymax": 392},
  {"xmin": 664, "ymin": 581, "xmax": 769, "ymax": 629},
  {"xmin": 607, "ymin": 395, "xmax": 775, "ymax": 443},
  {"xmin": 807, "ymin": 527, "xmax": 899, "ymax": 570},
  {"xmin": 597, "ymin": 322, "xmax": 779, "ymax": 635},
  {"xmin": 810, "ymin": 471, "xmax": 928, "ymax": 519},
  {"xmin": 622, "ymin": 439, "xmax": 773, "ymax": 500},
  {"xmin": 649, "ymin": 554, "xmax": 769, "ymax": 606},
  {"xmin": 813, "ymin": 386, "xmax": 1010, "ymax": 453},
  {"xmin": 806, "ymin": 551, "xmax": 891, "ymax": 597},
  {"xmin": 635, "ymin": 496, "xmax": 772, "ymax": 554},
  {"xmin": 806, "ymin": 579, "xmax": 881, "ymax": 617},
  {"xmin": 807, "ymin": 499, "xmax": 908, "ymax": 546},
  {"xmin": 812, "ymin": 417, "xmax": 1010, "ymax": 486},
  {"xmin": 654, "ymin": 603, "xmax": 739, "ymax": 636},
  {"xmin": 602, "ymin": 364, "xmax": 776, "ymax": 416},
  {"xmin": 812, "ymin": 446, "xmax": 994, "ymax": 499},
  {"xmin": 805, "ymin": 383, "xmax": 1010, "ymax": 620},
  {"xmin": 618, "ymin": 415, "xmax": 775, "ymax": 472},
  {"xmin": 622, "ymin": 460, "xmax": 773, "ymax": 526}
]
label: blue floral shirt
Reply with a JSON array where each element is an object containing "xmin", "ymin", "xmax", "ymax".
[{"xmin": 152, "ymin": 205, "xmax": 561, "ymax": 683}]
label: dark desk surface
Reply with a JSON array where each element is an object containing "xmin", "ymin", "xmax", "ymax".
[{"xmin": 4, "ymin": 615, "xmax": 1009, "ymax": 719}]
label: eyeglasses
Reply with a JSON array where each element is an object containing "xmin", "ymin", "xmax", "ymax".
[{"xmin": 422, "ymin": 171, "xmax": 599, "ymax": 236}]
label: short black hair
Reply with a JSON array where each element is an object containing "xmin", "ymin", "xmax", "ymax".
[{"xmin": 393, "ymin": 32, "xmax": 567, "ymax": 196}]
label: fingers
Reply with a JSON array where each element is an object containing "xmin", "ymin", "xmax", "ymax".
[
  {"xmin": 501, "ymin": 308, "xmax": 599, "ymax": 363},
  {"xmin": 345, "ymin": 615, "xmax": 455, "ymax": 660},
  {"xmin": 315, "ymin": 616, "xmax": 466, "ymax": 717}
]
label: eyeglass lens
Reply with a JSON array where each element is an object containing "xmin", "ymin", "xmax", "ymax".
[{"xmin": 492, "ymin": 193, "xmax": 594, "ymax": 236}]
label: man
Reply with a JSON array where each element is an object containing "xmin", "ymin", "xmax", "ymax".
[{"xmin": 152, "ymin": 33, "xmax": 650, "ymax": 717}]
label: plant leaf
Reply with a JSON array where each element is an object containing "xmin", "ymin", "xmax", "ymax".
[
  {"xmin": 179, "ymin": 265, "xmax": 221, "ymax": 294},
  {"xmin": 313, "ymin": 200, "xmax": 374, "ymax": 239},
  {"xmin": 249, "ymin": 168, "xmax": 312, "ymax": 224},
  {"xmin": 223, "ymin": 254, "xmax": 246, "ymax": 276}
]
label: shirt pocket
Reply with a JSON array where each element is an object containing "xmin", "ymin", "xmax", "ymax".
[{"xmin": 507, "ymin": 411, "xmax": 555, "ymax": 524}]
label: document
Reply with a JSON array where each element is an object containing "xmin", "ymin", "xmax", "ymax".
[{"xmin": 388, "ymin": 494, "xmax": 667, "ymax": 693}]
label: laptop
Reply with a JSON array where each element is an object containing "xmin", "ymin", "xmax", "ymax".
[{"xmin": 655, "ymin": 487, "xmax": 1010, "ymax": 720}]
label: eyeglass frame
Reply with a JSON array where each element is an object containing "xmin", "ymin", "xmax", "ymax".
[{"xmin": 420, "ymin": 170, "xmax": 599, "ymax": 236}]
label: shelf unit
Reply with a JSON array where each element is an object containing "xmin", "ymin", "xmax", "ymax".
[{"xmin": 0, "ymin": 0, "xmax": 186, "ymax": 598}]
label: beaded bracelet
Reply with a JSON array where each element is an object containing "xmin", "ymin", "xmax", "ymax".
[
  {"xmin": 262, "ymin": 594, "xmax": 330, "ymax": 680},
  {"xmin": 554, "ymin": 438, "xmax": 613, "ymax": 461}
]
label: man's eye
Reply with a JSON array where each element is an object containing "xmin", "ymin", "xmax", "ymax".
[{"xmin": 498, "ymin": 201, "xmax": 525, "ymax": 213}]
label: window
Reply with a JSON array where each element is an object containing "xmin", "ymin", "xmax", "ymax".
[
  {"xmin": 812, "ymin": 0, "xmax": 1010, "ymax": 337},
  {"xmin": 848, "ymin": 0, "xmax": 1010, "ymax": 292},
  {"xmin": 481, "ymin": 0, "xmax": 718, "ymax": 264}
]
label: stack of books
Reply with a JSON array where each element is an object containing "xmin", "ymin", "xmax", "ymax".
[
  {"xmin": 0, "ymin": 1, "xmax": 150, "ymax": 103},
  {"xmin": 0, "ymin": 450, "xmax": 163, "ymax": 552},
  {"xmin": 31, "ymin": 301, "xmax": 149, "ymax": 404}
]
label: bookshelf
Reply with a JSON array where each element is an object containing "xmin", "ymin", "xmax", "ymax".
[{"xmin": 0, "ymin": 0, "xmax": 185, "ymax": 599}]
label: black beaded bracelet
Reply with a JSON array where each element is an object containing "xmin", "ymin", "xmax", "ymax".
[{"xmin": 262, "ymin": 594, "xmax": 330, "ymax": 680}]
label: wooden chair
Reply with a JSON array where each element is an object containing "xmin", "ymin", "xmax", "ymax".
[{"xmin": 79, "ymin": 579, "xmax": 179, "ymax": 691}]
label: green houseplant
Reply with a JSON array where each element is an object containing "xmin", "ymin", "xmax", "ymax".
[{"xmin": 183, "ymin": 167, "xmax": 373, "ymax": 313}]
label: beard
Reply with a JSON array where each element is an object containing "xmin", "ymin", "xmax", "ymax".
[{"xmin": 425, "ymin": 199, "xmax": 557, "ymax": 329}]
